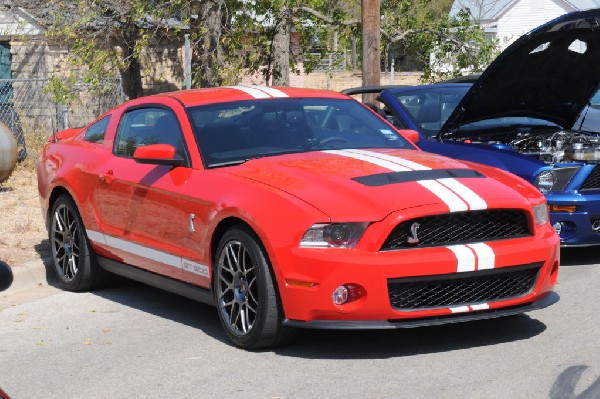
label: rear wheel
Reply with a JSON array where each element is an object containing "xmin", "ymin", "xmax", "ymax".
[
  {"xmin": 214, "ymin": 226, "xmax": 290, "ymax": 349},
  {"xmin": 49, "ymin": 194, "xmax": 109, "ymax": 291}
]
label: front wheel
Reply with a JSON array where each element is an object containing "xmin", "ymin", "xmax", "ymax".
[
  {"xmin": 214, "ymin": 226, "xmax": 291, "ymax": 349},
  {"xmin": 49, "ymin": 194, "xmax": 109, "ymax": 291}
]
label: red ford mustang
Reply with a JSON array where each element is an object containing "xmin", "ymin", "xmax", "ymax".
[{"xmin": 37, "ymin": 86, "xmax": 559, "ymax": 349}]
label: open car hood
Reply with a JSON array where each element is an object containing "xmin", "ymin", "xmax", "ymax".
[{"xmin": 441, "ymin": 9, "xmax": 600, "ymax": 136}]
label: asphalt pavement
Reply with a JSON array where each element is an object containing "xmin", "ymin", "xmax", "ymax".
[{"xmin": 0, "ymin": 248, "xmax": 599, "ymax": 398}]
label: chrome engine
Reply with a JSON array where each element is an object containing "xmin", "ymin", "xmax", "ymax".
[{"xmin": 495, "ymin": 130, "xmax": 600, "ymax": 163}]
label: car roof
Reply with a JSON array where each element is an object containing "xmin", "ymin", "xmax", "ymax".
[{"xmin": 151, "ymin": 86, "xmax": 351, "ymax": 107}]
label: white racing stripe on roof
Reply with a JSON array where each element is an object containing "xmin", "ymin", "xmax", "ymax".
[
  {"xmin": 418, "ymin": 180, "xmax": 469, "ymax": 212},
  {"xmin": 447, "ymin": 244, "xmax": 476, "ymax": 272},
  {"xmin": 227, "ymin": 85, "xmax": 271, "ymax": 99},
  {"xmin": 252, "ymin": 86, "xmax": 289, "ymax": 98},
  {"xmin": 345, "ymin": 149, "xmax": 431, "ymax": 171},
  {"xmin": 323, "ymin": 149, "xmax": 412, "ymax": 172},
  {"xmin": 466, "ymin": 243, "xmax": 495, "ymax": 270},
  {"xmin": 437, "ymin": 178, "xmax": 487, "ymax": 210}
]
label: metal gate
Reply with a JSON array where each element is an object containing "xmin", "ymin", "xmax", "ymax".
[{"xmin": 0, "ymin": 78, "xmax": 125, "ymax": 161}]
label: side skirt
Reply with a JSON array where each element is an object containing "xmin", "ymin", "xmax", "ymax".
[{"xmin": 97, "ymin": 256, "xmax": 215, "ymax": 306}]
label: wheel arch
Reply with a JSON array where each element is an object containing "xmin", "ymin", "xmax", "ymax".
[
  {"xmin": 211, "ymin": 217, "xmax": 256, "ymax": 268},
  {"xmin": 210, "ymin": 217, "xmax": 287, "ymax": 312},
  {"xmin": 46, "ymin": 186, "xmax": 74, "ymax": 231}
]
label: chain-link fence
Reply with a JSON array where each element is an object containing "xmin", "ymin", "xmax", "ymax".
[
  {"xmin": 0, "ymin": 78, "xmax": 125, "ymax": 161},
  {"xmin": 305, "ymin": 52, "xmax": 347, "ymax": 73}
]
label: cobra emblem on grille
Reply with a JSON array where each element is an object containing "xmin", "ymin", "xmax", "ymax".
[{"xmin": 407, "ymin": 222, "xmax": 420, "ymax": 245}]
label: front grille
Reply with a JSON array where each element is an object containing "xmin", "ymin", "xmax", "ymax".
[
  {"xmin": 580, "ymin": 165, "xmax": 600, "ymax": 191},
  {"xmin": 388, "ymin": 263, "xmax": 542, "ymax": 311},
  {"xmin": 381, "ymin": 210, "xmax": 531, "ymax": 250}
]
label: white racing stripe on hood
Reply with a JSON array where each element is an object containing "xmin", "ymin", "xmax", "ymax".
[
  {"xmin": 227, "ymin": 85, "xmax": 271, "ymax": 99},
  {"xmin": 251, "ymin": 86, "xmax": 289, "ymax": 98},
  {"xmin": 437, "ymin": 178, "xmax": 487, "ymax": 210},
  {"xmin": 325, "ymin": 149, "xmax": 488, "ymax": 212},
  {"xmin": 417, "ymin": 180, "xmax": 469, "ymax": 212}
]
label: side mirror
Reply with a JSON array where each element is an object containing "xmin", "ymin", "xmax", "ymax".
[
  {"xmin": 133, "ymin": 144, "xmax": 185, "ymax": 166},
  {"xmin": 0, "ymin": 260, "xmax": 13, "ymax": 292},
  {"xmin": 397, "ymin": 129, "xmax": 421, "ymax": 145}
]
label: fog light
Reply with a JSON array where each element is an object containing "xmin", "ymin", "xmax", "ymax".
[
  {"xmin": 332, "ymin": 285, "xmax": 349, "ymax": 305},
  {"xmin": 592, "ymin": 219, "xmax": 600, "ymax": 233},
  {"xmin": 553, "ymin": 221, "xmax": 577, "ymax": 239},
  {"xmin": 552, "ymin": 222, "xmax": 562, "ymax": 235}
]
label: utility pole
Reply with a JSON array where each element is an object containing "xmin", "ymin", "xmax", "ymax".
[{"xmin": 361, "ymin": 0, "xmax": 380, "ymax": 103}]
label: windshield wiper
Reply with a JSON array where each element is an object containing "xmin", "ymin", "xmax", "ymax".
[{"xmin": 207, "ymin": 159, "xmax": 249, "ymax": 168}]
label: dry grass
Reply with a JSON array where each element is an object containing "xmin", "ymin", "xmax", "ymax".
[
  {"xmin": 303, "ymin": 70, "xmax": 422, "ymax": 91},
  {"xmin": 0, "ymin": 71, "xmax": 423, "ymax": 267},
  {"xmin": 0, "ymin": 164, "xmax": 49, "ymax": 267}
]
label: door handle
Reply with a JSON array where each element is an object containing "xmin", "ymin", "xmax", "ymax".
[{"xmin": 99, "ymin": 170, "xmax": 115, "ymax": 184}]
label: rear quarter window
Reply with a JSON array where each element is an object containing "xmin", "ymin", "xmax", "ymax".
[{"xmin": 83, "ymin": 116, "xmax": 111, "ymax": 144}]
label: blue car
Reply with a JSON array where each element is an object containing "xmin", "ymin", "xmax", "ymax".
[{"xmin": 344, "ymin": 9, "xmax": 600, "ymax": 246}]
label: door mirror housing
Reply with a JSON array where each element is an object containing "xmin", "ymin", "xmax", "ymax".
[
  {"xmin": 397, "ymin": 129, "xmax": 420, "ymax": 145},
  {"xmin": 133, "ymin": 144, "xmax": 185, "ymax": 166}
]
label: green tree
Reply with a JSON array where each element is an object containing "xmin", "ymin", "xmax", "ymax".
[
  {"xmin": 380, "ymin": 0, "xmax": 498, "ymax": 82},
  {"xmin": 45, "ymin": 0, "xmax": 189, "ymax": 99}
]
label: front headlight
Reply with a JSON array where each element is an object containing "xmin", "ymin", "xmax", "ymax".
[
  {"xmin": 533, "ymin": 203, "xmax": 549, "ymax": 225},
  {"xmin": 534, "ymin": 170, "xmax": 555, "ymax": 193},
  {"xmin": 300, "ymin": 222, "xmax": 369, "ymax": 248}
]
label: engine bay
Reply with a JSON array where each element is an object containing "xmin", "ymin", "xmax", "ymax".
[{"xmin": 460, "ymin": 129, "xmax": 600, "ymax": 164}]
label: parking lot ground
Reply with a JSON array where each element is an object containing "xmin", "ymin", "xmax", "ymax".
[{"xmin": 0, "ymin": 248, "xmax": 598, "ymax": 398}]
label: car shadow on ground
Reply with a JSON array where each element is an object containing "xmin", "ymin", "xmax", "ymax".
[
  {"xmin": 276, "ymin": 314, "xmax": 546, "ymax": 359},
  {"xmin": 559, "ymin": 246, "xmax": 599, "ymax": 267},
  {"xmin": 37, "ymin": 240, "xmax": 549, "ymax": 359},
  {"xmin": 67, "ymin": 271, "xmax": 547, "ymax": 359}
]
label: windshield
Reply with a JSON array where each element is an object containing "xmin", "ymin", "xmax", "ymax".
[
  {"xmin": 188, "ymin": 98, "xmax": 412, "ymax": 168},
  {"xmin": 392, "ymin": 86, "xmax": 470, "ymax": 138}
]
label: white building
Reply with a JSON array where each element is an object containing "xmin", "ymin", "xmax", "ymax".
[{"xmin": 450, "ymin": 0, "xmax": 600, "ymax": 50}]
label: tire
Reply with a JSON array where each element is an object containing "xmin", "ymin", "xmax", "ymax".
[
  {"xmin": 213, "ymin": 226, "xmax": 291, "ymax": 349},
  {"xmin": 49, "ymin": 194, "xmax": 110, "ymax": 291}
]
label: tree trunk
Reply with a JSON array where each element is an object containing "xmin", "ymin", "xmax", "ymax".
[
  {"xmin": 361, "ymin": 0, "xmax": 380, "ymax": 103},
  {"xmin": 351, "ymin": 36, "xmax": 357, "ymax": 74},
  {"xmin": 196, "ymin": 0, "xmax": 225, "ymax": 88},
  {"xmin": 125, "ymin": 56, "xmax": 143, "ymax": 99},
  {"xmin": 121, "ymin": 24, "xmax": 143, "ymax": 99},
  {"xmin": 271, "ymin": 9, "xmax": 290, "ymax": 86}
]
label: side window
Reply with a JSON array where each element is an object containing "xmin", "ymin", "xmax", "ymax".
[
  {"xmin": 113, "ymin": 107, "xmax": 184, "ymax": 157},
  {"xmin": 84, "ymin": 116, "xmax": 110, "ymax": 144}
]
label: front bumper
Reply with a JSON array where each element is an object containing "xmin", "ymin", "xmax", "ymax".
[
  {"xmin": 283, "ymin": 291, "xmax": 559, "ymax": 329},
  {"xmin": 547, "ymin": 191, "xmax": 600, "ymax": 246},
  {"xmin": 273, "ymin": 225, "xmax": 559, "ymax": 324}
]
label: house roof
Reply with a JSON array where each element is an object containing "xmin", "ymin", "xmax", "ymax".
[
  {"xmin": 0, "ymin": 2, "xmax": 186, "ymax": 32},
  {"xmin": 450, "ymin": 0, "xmax": 600, "ymax": 21}
]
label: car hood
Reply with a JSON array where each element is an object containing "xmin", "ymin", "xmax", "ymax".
[
  {"xmin": 220, "ymin": 149, "xmax": 535, "ymax": 221},
  {"xmin": 441, "ymin": 9, "xmax": 600, "ymax": 136}
]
